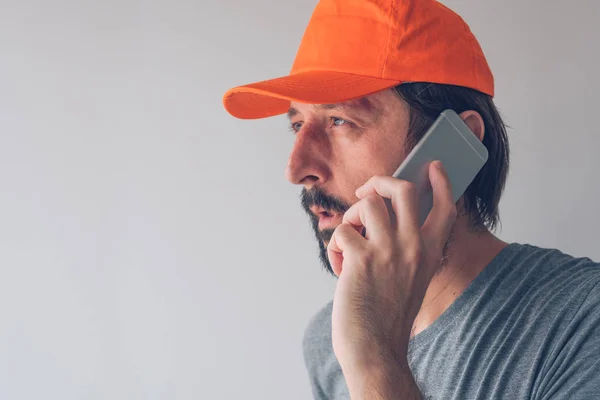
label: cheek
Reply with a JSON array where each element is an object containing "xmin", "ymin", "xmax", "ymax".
[
  {"xmin": 332, "ymin": 126, "xmax": 407, "ymax": 203},
  {"xmin": 336, "ymin": 158, "xmax": 390, "ymax": 204},
  {"xmin": 353, "ymin": 140, "xmax": 403, "ymax": 180},
  {"xmin": 377, "ymin": 134, "xmax": 408, "ymax": 175}
]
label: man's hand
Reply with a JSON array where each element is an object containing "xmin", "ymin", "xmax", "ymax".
[{"xmin": 327, "ymin": 161, "xmax": 457, "ymax": 399}]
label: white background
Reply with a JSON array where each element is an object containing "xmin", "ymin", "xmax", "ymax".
[{"xmin": 0, "ymin": 0, "xmax": 599, "ymax": 399}]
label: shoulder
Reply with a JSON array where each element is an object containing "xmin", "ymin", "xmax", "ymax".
[
  {"xmin": 505, "ymin": 244, "xmax": 600, "ymax": 341},
  {"xmin": 503, "ymin": 243, "xmax": 600, "ymax": 293},
  {"xmin": 481, "ymin": 243, "xmax": 600, "ymax": 333},
  {"xmin": 529, "ymin": 252, "xmax": 600, "ymax": 399}
]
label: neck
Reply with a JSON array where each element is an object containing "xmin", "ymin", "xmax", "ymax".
[{"xmin": 411, "ymin": 214, "xmax": 508, "ymax": 337}]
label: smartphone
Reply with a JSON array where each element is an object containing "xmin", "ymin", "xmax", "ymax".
[{"xmin": 388, "ymin": 109, "xmax": 489, "ymax": 226}]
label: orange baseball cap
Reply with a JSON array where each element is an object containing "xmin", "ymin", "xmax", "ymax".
[{"xmin": 223, "ymin": 0, "xmax": 494, "ymax": 120}]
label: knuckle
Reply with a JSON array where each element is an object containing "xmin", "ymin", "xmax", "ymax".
[
  {"xmin": 331, "ymin": 224, "xmax": 344, "ymax": 239},
  {"xmin": 361, "ymin": 176, "xmax": 379, "ymax": 189},
  {"xmin": 403, "ymin": 245, "xmax": 423, "ymax": 266},
  {"xmin": 363, "ymin": 193, "xmax": 384, "ymax": 207},
  {"xmin": 376, "ymin": 235, "xmax": 397, "ymax": 261},
  {"xmin": 336, "ymin": 222, "xmax": 353, "ymax": 234},
  {"xmin": 379, "ymin": 246, "xmax": 396, "ymax": 265},
  {"xmin": 350, "ymin": 201, "xmax": 362, "ymax": 213},
  {"xmin": 340, "ymin": 222, "xmax": 362, "ymax": 238},
  {"xmin": 342, "ymin": 204, "xmax": 356, "ymax": 220},
  {"xmin": 396, "ymin": 180, "xmax": 417, "ymax": 196},
  {"xmin": 359, "ymin": 193, "xmax": 384, "ymax": 214}
]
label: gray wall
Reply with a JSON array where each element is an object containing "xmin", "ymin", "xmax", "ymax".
[{"xmin": 0, "ymin": 0, "xmax": 598, "ymax": 399}]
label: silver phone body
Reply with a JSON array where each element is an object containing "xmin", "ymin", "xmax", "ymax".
[{"xmin": 391, "ymin": 109, "xmax": 489, "ymax": 225}]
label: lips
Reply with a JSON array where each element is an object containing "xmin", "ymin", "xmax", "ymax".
[{"xmin": 310, "ymin": 207, "xmax": 339, "ymax": 230}]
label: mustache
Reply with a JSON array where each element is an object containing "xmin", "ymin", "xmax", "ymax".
[
  {"xmin": 300, "ymin": 187, "xmax": 350, "ymax": 216},
  {"xmin": 301, "ymin": 187, "xmax": 350, "ymax": 244}
]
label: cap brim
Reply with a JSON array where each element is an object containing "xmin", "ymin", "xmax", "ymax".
[{"xmin": 222, "ymin": 71, "xmax": 402, "ymax": 119}]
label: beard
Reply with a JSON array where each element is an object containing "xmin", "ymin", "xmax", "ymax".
[
  {"xmin": 301, "ymin": 187, "xmax": 350, "ymax": 276},
  {"xmin": 300, "ymin": 186, "xmax": 458, "ymax": 277}
]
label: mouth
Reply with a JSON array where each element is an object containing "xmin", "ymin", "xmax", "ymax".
[{"xmin": 310, "ymin": 207, "xmax": 339, "ymax": 231}]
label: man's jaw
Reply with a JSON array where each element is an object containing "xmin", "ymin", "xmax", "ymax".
[{"xmin": 301, "ymin": 189, "xmax": 352, "ymax": 276}]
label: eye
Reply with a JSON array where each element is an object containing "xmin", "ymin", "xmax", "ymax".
[
  {"xmin": 331, "ymin": 117, "xmax": 348, "ymax": 127},
  {"xmin": 289, "ymin": 121, "xmax": 303, "ymax": 133}
]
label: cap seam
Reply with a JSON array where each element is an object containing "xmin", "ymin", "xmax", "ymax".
[
  {"xmin": 289, "ymin": 68, "xmax": 402, "ymax": 82},
  {"xmin": 461, "ymin": 20, "xmax": 480, "ymax": 91},
  {"xmin": 380, "ymin": 0, "xmax": 398, "ymax": 78},
  {"xmin": 308, "ymin": 14, "xmax": 395, "ymax": 27}
]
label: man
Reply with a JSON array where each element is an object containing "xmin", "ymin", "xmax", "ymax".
[{"xmin": 222, "ymin": 1, "xmax": 600, "ymax": 399}]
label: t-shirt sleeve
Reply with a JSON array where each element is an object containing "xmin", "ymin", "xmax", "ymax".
[{"xmin": 539, "ymin": 280, "xmax": 600, "ymax": 400}]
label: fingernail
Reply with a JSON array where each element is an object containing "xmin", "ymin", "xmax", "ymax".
[{"xmin": 434, "ymin": 160, "xmax": 444, "ymax": 170}]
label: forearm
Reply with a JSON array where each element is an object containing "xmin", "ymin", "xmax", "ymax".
[{"xmin": 343, "ymin": 359, "xmax": 422, "ymax": 400}]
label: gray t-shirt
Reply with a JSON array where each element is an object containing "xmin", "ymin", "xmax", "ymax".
[{"xmin": 302, "ymin": 243, "xmax": 600, "ymax": 399}]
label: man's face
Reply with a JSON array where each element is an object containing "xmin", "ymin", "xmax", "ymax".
[{"xmin": 286, "ymin": 89, "xmax": 411, "ymax": 275}]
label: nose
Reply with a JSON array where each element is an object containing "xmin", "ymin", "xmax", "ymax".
[{"xmin": 285, "ymin": 127, "xmax": 330, "ymax": 188}]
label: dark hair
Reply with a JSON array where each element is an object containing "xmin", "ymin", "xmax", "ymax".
[{"xmin": 394, "ymin": 83, "xmax": 510, "ymax": 231}]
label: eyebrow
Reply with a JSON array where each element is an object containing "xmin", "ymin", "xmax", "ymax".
[
  {"xmin": 287, "ymin": 107, "xmax": 299, "ymax": 119},
  {"xmin": 287, "ymin": 97, "xmax": 377, "ymax": 121}
]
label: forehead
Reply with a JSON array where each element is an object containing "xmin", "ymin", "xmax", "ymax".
[{"xmin": 287, "ymin": 93, "xmax": 387, "ymax": 120}]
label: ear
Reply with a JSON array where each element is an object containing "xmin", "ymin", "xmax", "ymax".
[{"xmin": 459, "ymin": 110, "xmax": 485, "ymax": 142}]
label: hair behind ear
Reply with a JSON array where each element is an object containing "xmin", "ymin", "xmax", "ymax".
[{"xmin": 394, "ymin": 83, "xmax": 510, "ymax": 231}]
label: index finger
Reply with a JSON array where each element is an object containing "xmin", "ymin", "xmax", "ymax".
[
  {"xmin": 342, "ymin": 193, "xmax": 392, "ymax": 242},
  {"xmin": 355, "ymin": 176, "xmax": 420, "ymax": 237}
]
